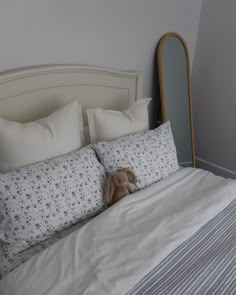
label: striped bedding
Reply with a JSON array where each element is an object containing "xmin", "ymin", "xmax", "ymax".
[
  {"xmin": 127, "ymin": 199, "xmax": 236, "ymax": 295},
  {"xmin": 1, "ymin": 168, "xmax": 236, "ymax": 295}
]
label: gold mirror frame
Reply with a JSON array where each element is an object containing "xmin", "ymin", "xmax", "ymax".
[{"xmin": 157, "ymin": 32, "xmax": 195, "ymax": 167}]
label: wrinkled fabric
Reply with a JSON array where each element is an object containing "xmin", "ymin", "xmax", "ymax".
[{"xmin": 1, "ymin": 168, "xmax": 236, "ymax": 295}]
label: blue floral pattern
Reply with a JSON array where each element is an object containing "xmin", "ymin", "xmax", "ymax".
[
  {"xmin": 93, "ymin": 121, "xmax": 179, "ymax": 190},
  {"xmin": 0, "ymin": 146, "xmax": 106, "ymax": 257}
]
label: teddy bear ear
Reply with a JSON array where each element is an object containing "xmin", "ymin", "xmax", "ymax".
[
  {"xmin": 123, "ymin": 168, "xmax": 137, "ymax": 184},
  {"xmin": 104, "ymin": 176, "xmax": 115, "ymax": 206}
]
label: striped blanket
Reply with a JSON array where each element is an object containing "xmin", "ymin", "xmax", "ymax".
[{"xmin": 127, "ymin": 199, "xmax": 236, "ymax": 295}]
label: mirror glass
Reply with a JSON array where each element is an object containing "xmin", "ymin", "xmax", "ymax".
[{"xmin": 158, "ymin": 33, "xmax": 195, "ymax": 167}]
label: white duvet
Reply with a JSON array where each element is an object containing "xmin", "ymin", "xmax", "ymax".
[{"xmin": 1, "ymin": 168, "xmax": 236, "ymax": 295}]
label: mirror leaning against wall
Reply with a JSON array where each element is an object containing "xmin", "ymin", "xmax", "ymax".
[{"xmin": 157, "ymin": 32, "xmax": 195, "ymax": 167}]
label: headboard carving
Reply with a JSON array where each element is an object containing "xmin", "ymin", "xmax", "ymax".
[{"xmin": 0, "ymin": 65, "xmax": 143, "ymax": 124}]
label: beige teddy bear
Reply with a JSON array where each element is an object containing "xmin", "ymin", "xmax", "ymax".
[{"xmin": 104, "ymin": 168, "xmax": 137, "ymax": 207}]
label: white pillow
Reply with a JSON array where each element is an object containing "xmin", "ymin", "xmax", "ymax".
[
  {"xmin": 0, "ymin": 146, "xmax": 106, "ymax": 257},
  {"xmin": 93, "ymin": 121, "xmax": 179, "ymax": 190},
  {"xmin": 0, "ymin": 99, "xmax": 84, "ymax": 172},
  {"xmin": 87, "ymin": 98, "xmax": 151, "ymax": 143}
]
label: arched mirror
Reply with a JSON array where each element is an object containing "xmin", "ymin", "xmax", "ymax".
[{"xmin": 157, "ymin": 32, "xmax": 195, "ymax": 167}]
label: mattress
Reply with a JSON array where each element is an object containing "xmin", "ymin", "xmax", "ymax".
[{"xmin": 1, "ymin": 167, "xmax": 236, "ymax": 295}]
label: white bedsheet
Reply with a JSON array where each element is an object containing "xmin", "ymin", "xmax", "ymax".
[{"xmin": 1, "ymin": 168, "xmax": 236, "ymax": 295}]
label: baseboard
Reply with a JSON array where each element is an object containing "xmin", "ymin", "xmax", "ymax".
[
  {"xmin": 179, "ymin": 161, "xmax": 192, "ymax": 167},
  {"xmin": 195, "ymin": 157, "xmax": 236, "ymax": 179}
]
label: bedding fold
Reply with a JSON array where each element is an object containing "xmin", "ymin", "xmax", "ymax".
[{"xmin": 1, "ymin": 168, "xmax": 236, "ymax": 295}]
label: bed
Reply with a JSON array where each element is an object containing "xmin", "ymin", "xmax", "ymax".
[{"xmin": 0, "ymin": 65, "xmax": 236, "ymax": 295}]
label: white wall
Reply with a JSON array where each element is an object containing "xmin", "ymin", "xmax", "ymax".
[
  {"xmin": 0, "ymin": 0, "xmax": 202, "ymax": 101},
  {"xmin": 192, "ymin": 0, "xmax": 236, "ymax": 179}
]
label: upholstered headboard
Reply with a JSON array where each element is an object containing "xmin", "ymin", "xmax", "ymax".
[{"xmin": 0, "ymin": 65, "xmax": 143, "ymax": 125}]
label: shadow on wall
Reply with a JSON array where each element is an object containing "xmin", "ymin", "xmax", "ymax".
[
  {"xmin": 191, "ymin": 0, "xmax": 236, "ymax": 180},
  {"xmin": 150, "ymin": 46, "xmax": 161, "ymax": 129}
]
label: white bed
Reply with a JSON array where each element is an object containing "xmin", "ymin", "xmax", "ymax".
[
  {"xmin": 1, "ymin": 65, "xmax": 236, "ymax": 295},
  {"xmin": 1, "ymin": 168, "xmax": 236, "ymax": 295}
]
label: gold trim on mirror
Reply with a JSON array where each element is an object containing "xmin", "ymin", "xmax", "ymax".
[{"xmin": 157, "ymin": 32, "xmax": 195, "ymax": 167}]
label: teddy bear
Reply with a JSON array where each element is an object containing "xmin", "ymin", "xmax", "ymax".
[{"xmin": 104, "ymin": 168, "xmax": 137, "ymax": 207}]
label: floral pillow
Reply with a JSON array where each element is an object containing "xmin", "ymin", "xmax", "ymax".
[
  {"xmin": 0, "ymin": 146, "xmax": 106, "ymax": 257},
  {"xmin": 93, "ymin": 121, "xmax": 179, "ymax": 190}
]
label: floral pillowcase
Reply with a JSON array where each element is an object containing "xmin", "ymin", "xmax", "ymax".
[
  {"xmin": 93, "ymin": 121, "xmax": 179, "ymax": 190},
  {"xmin": 0, "ymin": 146, "xmax": 106, "ymax": 257}
]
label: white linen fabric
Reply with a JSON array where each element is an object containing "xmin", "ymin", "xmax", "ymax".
[
  {"xmin": 0, "ymin": 146, "xmax": 106, "ymax": 257},
  {"xmin": 87, "ymin": 98, "xmax": 151, "ymax": 143},
  {"xmin": 0, "ymin": 99, "xmax": 84, "ymax": 172},
  {"xmin": 0, "ymin": 217, "xmax": 93, "ymax": 279},
  {"xmin": 83, "ymin": 126, "xmax": 91, "ymax": 145},
  {"xmin": 1, "ymin": 168, "xmax": 236, "ymax": 295},
  {"xmin": 93, "ymin": 121, "xmax": 179, "ymax": 189}
]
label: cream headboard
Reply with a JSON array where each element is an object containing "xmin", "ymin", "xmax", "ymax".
[{"xmin": 0, "ymin": 65, "xmax": 143, "ymax": 124}]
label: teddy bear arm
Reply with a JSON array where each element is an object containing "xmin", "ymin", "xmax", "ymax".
[
  {"xmin": 127, "ymin": 183, "xmax": 135, "ymax": 194},
  {"xmin": 114, "ymin": 187, "xmax": 129, "ymax": 202}
]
